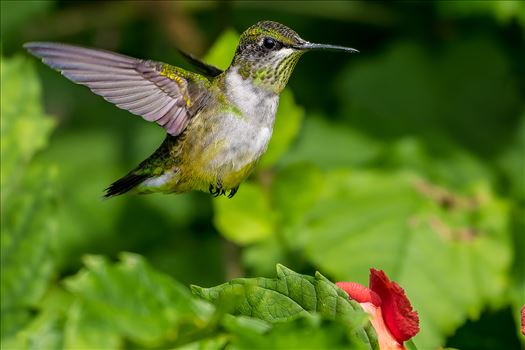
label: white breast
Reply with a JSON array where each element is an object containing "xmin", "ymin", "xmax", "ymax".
[
  {"xmin": 214, "ymin": 69, "xmax": 279, "ymax": 171},
  {"xmin": 254, "ymin": 127, "xmax": 271, "ymax": 152}
]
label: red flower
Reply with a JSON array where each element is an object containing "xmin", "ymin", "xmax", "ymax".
[{"xmin": 337, "ymin": 269, "xmax": 419, "ymax": 350}]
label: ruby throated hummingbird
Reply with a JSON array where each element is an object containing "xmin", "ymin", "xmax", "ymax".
[{"xmin": 25, "ymin": 21, "xmax": 357, "ymax": 198}]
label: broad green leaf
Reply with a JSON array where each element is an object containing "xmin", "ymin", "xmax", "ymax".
[
  {"xmin": 64, "ymin": 253, "xmax": 214, "ymax": 347},
  {"xmin": 0, "ymin": 166, "xmax": 56, "ymax": 337},
  {"xmin": 281, "ymin": 115, "xmax": 382, "ymax": 169},
  {"xmin": 5, "ymin": 283, "xmax": 74, "ymax": 350},
  {"xmin": 204, "ymin": 29, "xmax": 239, "ymax": 70},
  {"xmin": 213, "ymin": 182, "xmax": 275, "ymax": 245},
  {"xmin": 405, "ymin": 339, "xmax": 419, "ymax": 350},
  {"xmin": 64, "ymin": 300, "xmax": 121, "ymax": 349},
  {"xmin": 0, "ymin": 55, "xmax": 55, "ymax": 204},
  {"xmin": 385, "ymin": 137, "xmax": 495, "ymax": 189},
  {"xmin": 281, "ymin": 170, "xmax": 512, "ymax": 348},
  {"xmin": 3, "ymin": 308, "xmax": 63, "ymax": 350},
  {"xmin": 191, "ymin": 264, "xmax": 377, "ymax": 349},
  {"xmin": 271, "ymin": 162, "xmax": 324, "ymax": 226},
  {"xmin": 259, "ymin": 89, "xmax": 305, "ymax": 168}
]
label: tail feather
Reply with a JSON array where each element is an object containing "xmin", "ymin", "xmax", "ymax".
[{"xmin": 104, "ymin": 173, "xmax": 149, "ymax": 198}]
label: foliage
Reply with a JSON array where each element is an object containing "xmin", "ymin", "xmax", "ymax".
[
  {"xmin": 1, "ymin": 1, "xmax": 524, "ymax": 349},
  {"xmin": 1, "ymin": 55, "xmax": 57, "ymax": 344},
  {"xmin": 4, "ymin": 252, "xmax": 379, "ymax": 349}
]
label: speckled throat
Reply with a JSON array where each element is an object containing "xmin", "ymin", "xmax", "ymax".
[{"xmin": 233, "ymin": 50, "xmax": 305, "ymax": 94}]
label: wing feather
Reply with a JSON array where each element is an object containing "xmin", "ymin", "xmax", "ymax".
[{"xmin": 24, "ymin": 42, "xmax": 211, "ymax": 136}]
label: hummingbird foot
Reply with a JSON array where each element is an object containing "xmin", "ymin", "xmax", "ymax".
[
  {"xmin": 209, "ymin": 180, "xmax": 224, "ymax": 197},
  {"xmin": 228, "ymin": 186, "xmax": 239, "ymax": 199},
  {"xmin": 209, "ymin": 181, "xmax": 238, "ymax": 198}
]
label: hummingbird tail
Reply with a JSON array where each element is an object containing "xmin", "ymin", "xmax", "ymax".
[{"xmin": 104, "ymin": 172, "xmax": 149, "ymax": 198}]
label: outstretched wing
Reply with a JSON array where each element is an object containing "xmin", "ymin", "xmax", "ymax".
[{"xmin": 24, "ymin": 42, "xmax": 211, "ymax": 136}]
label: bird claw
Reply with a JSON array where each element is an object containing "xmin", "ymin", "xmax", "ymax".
[
  {"xmin": 209, "ymin": 180, "xmax": 224, "ymax": 197},
  {"xmin": 209, "ymin": 183, "xmax": 220, "ymax": 197},
  {"xmin": 209, "ymin": 182, "xmax": 239, "ymax": 198},
  {"xmin": 228, "ymin": 186, "xmax": 239, "ymax": 199}
]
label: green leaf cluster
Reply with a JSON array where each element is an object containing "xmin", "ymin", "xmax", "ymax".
[
  {"xmin": 1, "ymin": 55, "xmax": 57, "ymax": 345},
  {"xmin": 4, "ymin": 251, "xmax": 379, "ymax": 349}
]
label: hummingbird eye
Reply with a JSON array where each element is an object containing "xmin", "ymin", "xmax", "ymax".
[{"xmin": 262, "ymin": 37, "xmax": 281, "ymax": 50}]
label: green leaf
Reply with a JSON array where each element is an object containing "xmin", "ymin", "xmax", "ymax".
[
  {"xmin": 64, "ymin": 253, "xmax": 214, "ymax": 347},
  {"xmin": 3, "ymin": 308, "xmax": 64, "ymax": 350},
  {"xmin": 63, "ymin": 300, "xmax": 121, "ymax": 349},
  {"xmin": 281, "ymin": 115, "xmax": 382, "ymax": 169},
  {"xmin": 0, "ymin": 55, "xmax": 55, "ymax": 204},
  {"xmin": 5, "ymin": 285, "xmax": 75, "ymax": 350},
  {"xmin": 271, "ymin": 162, "xmax": 324, "ymax": 226},
  {"xmin": 282, "ymin": 170, "xmax": 512, "ymax": 348},
  {"xmin": 405, "ymin": 339, "xmax": 419, "ymax": 350},
  {"xmin": 0, "ymin": 166, "xmax": 57, "ymax": 332},
  {"xmin": 213, "ymin": 182, "xmax": 275, "ymax": 245},
  {"xmin": 0, "ymin": 192, "xmax": 56, "ymax": 338},
  {"xmin": 204, "ymin": 29, "xmax": 239, "ymax": 70},
  {"xmin": 0, "ymin": 55, "xmax": 57, "ymax": 343},
  {"xmin": 385, "ymin": 137, "xmax": 495, "ymax": 189},
  {"xmin": 259, "ymin": 89, "xmax": 305, "ymax": 168},
  {"xmin": 191, "ymin": 264, "xmax": 377, "ymax": 349}
]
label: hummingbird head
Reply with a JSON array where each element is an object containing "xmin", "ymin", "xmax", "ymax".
[{"xmin": 230, "ymin": 20, "xmax": 358, "ymax": 93}]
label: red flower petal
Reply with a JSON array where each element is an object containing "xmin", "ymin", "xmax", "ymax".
[
  {"xmin": 337, "ymin": 281, "xmax": 382, "ymax": 306},
  {"xmin": 369, "ymin": 269, "xmax": 420, "ymax": 343}
]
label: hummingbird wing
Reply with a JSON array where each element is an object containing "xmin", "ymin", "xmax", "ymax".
[
  {"xmin": 24, "ymin": 42, "xmax": 211, "ymax": 136},
  {"xmin": 176, "ymin": 48, "xmax": 223, "ymax": 77}
]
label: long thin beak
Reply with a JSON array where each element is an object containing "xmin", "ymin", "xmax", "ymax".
[{"xmin": 295, "ymin": 41, "xmax": 359, "ymax": 54}]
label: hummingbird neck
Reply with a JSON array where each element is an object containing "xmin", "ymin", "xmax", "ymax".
[
  {"xmin": 224, "ymin": 66, "xmax": 277, "ymax": 97},
  {"xmin": 223, "ymin": 67, "xmax": 279, "ymax": 119},
  {"xmin": 227, "ymin": 46, "xmax": 302, "ymax": 94},
  {"xmin": 225, "ymin": 64, "xmax": 279, "ymax": 94}
]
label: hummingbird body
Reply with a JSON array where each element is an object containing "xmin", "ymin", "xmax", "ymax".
[
  {"xmin": 137, "ymin": 69, "xmax": 279, "ymax": 196},
  {"xmin": 25, "ymin": 21, "xmax": 357, "ymax": 198}
]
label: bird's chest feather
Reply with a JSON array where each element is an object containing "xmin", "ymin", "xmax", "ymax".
[{"xmin": 210, "ymin": 70, "xmax": 279, "ymax": 171}]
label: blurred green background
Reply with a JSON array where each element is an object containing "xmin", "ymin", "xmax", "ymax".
[{"xmin": 1, "ymin": 1, "xmax": 524, "ymax": 349}]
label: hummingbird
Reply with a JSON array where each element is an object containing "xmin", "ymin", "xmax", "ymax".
[{"xmin": 24, "ymin": 21, "xmax": 357, "ymax": 198}]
